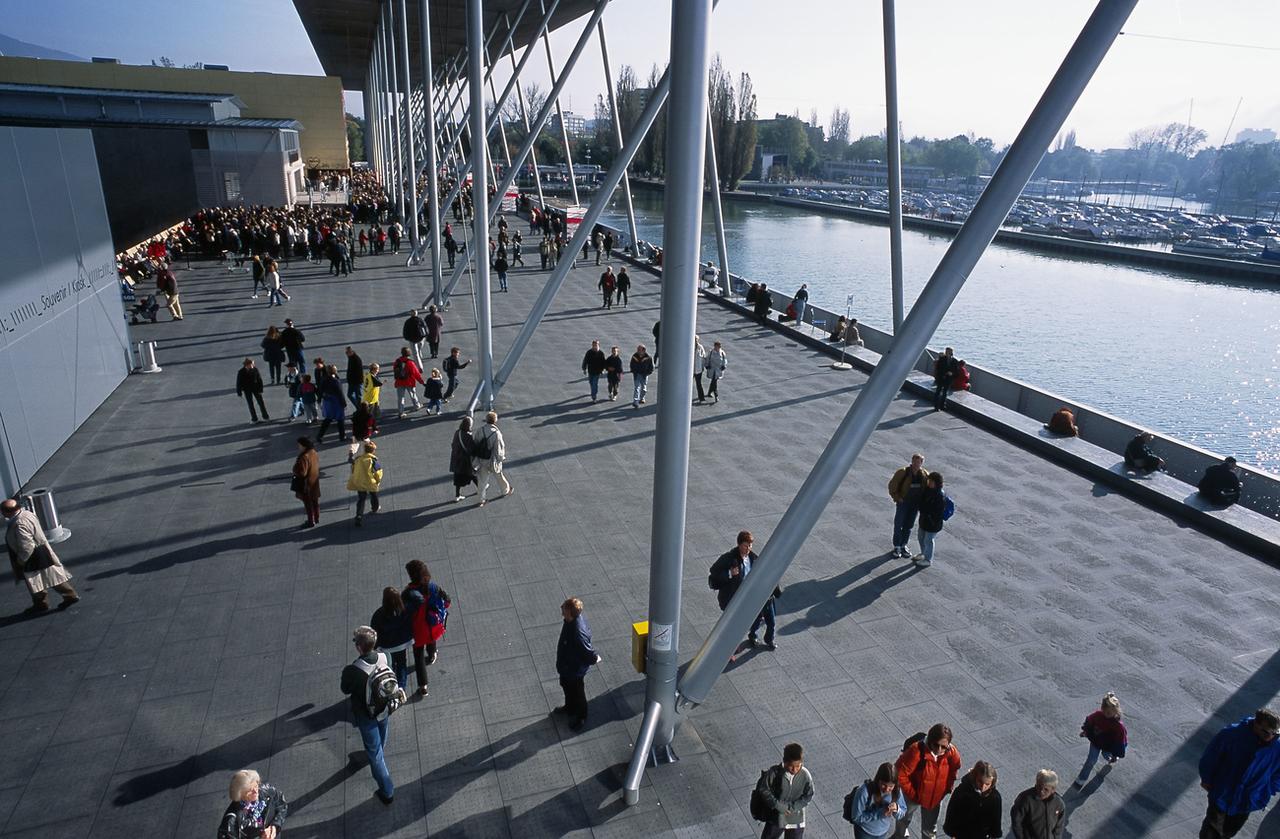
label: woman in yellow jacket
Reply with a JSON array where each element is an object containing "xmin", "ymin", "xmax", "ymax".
[{"xmin": 347, "ymin": 440, "xmax": 384, "ymax": 526}]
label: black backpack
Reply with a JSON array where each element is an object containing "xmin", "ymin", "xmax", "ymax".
[
  {"xmin": 843, "ymin": 780, "xmax": 875, "ymax": 824},
  {"xmin": 394, "ymin": 357, "xmax": 410, "ymax": 380},
  {"xmin": 473, "ymin": 432, "xmax": 493, "ymax": 460},
  {"xmin": 749, "ymin": 767, "xmax": 780, "ymax": 822},
  {"xmin": 903, "ymin": 731, "xmax": 927, "ymax": 754}
]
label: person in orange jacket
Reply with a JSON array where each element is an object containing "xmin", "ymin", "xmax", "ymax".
[{"xmin": 894, "ymin": 723, "xmax": 962, "ymax": 839}]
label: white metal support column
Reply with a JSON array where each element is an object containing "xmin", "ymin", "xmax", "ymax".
[
  {"xmin": 467, "ymin": 0, "xmax": 494, "ymax": 408},
  {"xmin": 705, "ymin": 106, "xmax": 731, "ymax": 292},
  {"xmin": 598, "ymin": 20, "xmax": 639, "ymax": 252},
  {"xmin": 676, "ymin": 0, "xmax": 1139, "ymax": 708},
  {"xmin": 508, "ymin": 30, "xmax": 547, "ymax": 212},
  {"xmin": 540, "ymin": 14, "xmax": 579, "ymax": 206},
  {"xmin": 397, "ymin": 0, "xmax": 419, "ymax": 246},
  {"xmin": 422, "ymin": 0, "xmax": 443, "ymax": 301},
  {"xmin": 883, "ymin": 0, "xmax": 905, "ymax": 331},
  {"xmin": 385, "ymin": 0, "xmax": 406, "ymax": 221}
]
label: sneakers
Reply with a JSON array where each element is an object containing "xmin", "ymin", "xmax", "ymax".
[
  {"xmin": 354, "ymin": 516, "xmax": 363, "ymax": 527},
  {"xmin": 747, "ymin": 636, "xmax": 759, "ymax": 649},
  {"xmin": 454, "ymin": 494, "xmax": 465, "ymax": 502},
  {"xmin": 375, "ymin": 790, "xmax": 394, "ymax": 806},
  {"xmin": 913, "ymin": 556, "xmax": 932, "ymax": 567}
]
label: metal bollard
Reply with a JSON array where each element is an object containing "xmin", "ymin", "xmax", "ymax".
[
  {"xmin": 22, "ymin": 488, "xmax": 71, "ymax": 543},
  {"xmin": 136, "ymin": 340, "xmax": 162, "ymax": 374}
]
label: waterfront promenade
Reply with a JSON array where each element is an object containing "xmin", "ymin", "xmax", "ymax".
[{"xmin": 0, "ymin": 248, "xmax": 1276, "ymax": 837}]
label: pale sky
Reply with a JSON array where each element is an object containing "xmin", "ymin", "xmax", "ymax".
[{"xmin": 5, "ymin": 0, "xmax": 1279, "ymax": 150}]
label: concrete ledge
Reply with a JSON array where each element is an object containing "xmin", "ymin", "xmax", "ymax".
[{"xmin": 697, "ymin": 289, "xmax": 1280, "ymax": 560}]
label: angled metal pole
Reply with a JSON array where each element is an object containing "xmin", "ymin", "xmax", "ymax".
[
  {"xmin": 468, "ymin": 0, "xmax": 495, "ymax": 408},
  {"xmin": 676, "ymin": 0, "xmax": 1139, "ymax": 708},
  {"xmin": 386, "ymin": 1, "xmax": 406, "ymax": 221},
  {"xmin": 422, "ymin": 0, "xmax": 443, "ymax": 300},
  {"xmin": 540, "ymin": 12, "xmax": 580, "ymax": 205},
  {"xmin": 644, "ymin": 0, "xmax": 711, "ymax": 752},
  {"xmin": 427, "ymin": 0, "xmax": 609, "ymax": 308},
  {"xmin": 483, "ymin": 40, "xmax": 513, "ymax": 175},
  {"xmin": 883, "ymin": 0, "xmax": 905, "ymax": 332},
  {"xmin": 598, "ymin": 20, "xmax": 639, "ymax": 252},
  {"xmin": 509, "ymin": 41, "xmax": 547, "ymax": 211},
  {"xmin": 397, "ymin": 0, "xmax": 420, "ymax": 247},
  {"xmin": 705, "ymin": 105, "xmax": 731, "ymax": 290}
]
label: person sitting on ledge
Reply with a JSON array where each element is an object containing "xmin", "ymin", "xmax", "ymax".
[
  {"xmin": 844, "ymin": 318, "xmax": 864, "ymax": 347},
  {"xmin": 1046, "ymin": 407, "xmax": 1078, "ymax": 437},
  {"xmin": 953, "ymin": 360, "xmax": 971, "ymax": 392},
  {"xmin": 1198, "ymin": 456, "xmax": 1242, "ymax": 506},
  {"xmin": 829, "ymin": 315, "xmax": 848, "ymax": 342},
  {"xmin": 1124, "ymin": 431, "xmax": 1165, "ymax": 474}
]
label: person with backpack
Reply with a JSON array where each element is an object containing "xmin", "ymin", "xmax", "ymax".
[
  {"xmin": 708, "ymin": 530, "xmax": 780, "ymax": 653},
  {"xmin": 848, "ymin": 762, "xmax": 908, "ymax": 839},
  {"xmin": 888, "ymin": 454, "xmax": 927, "ymax": 559},
  {"xmin": 554, "ymin": 596, "xmax": 602, "ymax": 732},
  {"xmin": 340, "ymin": 625, "xmax": 404, "ymax": 805},
  {"xmin": 348, "ymin": 401, "xmax": 378, "ymax": 463},
  {"xmin": 401, "ymin": 310, "xmax": 428, "ymax": 371},
  {"xmin": 371, "ymin": 587, "xmax": 413, "ymax": 688},
  {"xmin": 442, "ymin": 347, "xmax": 471, "ymax": 402},
  {"xmin": 402, "ymin": 560, "xmax": 451, "ymax": 696},
  {"xmin": 752, "ymin": 742, "xmax": 815, "ymax": 838},
  {"xmin": 473, "ymin": 411, "xmax": 512, "ymax": 505},
  {"xmin": 1072, "ymin": 692, "xmax": 1127, "ymax": 790},
  {"xmin": 392, "ymin": 348, "xmax": 425, "ymax": 418},
  {"xmin": 894, "ymin": 723, "xmax": 962, "ymax": 839},
  {"xmin": 346, "ymin": 441, "xmax": 383, "ymax": 527},
  {"xmin": 914, "ymin": 472, "xmax": 948, "ymax": 568},
  {"xmin": 942, "ymin": 761, "xmax": 1002, "ymax": 839}
]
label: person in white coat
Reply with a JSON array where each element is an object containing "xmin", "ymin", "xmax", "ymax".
[
  {"xmin": 473, "ymin": 411, "xmax": 513, "ymax": 505},
  {"xmin": 693, "ymin": 335, "xmax": 708, "ymax": 403},
  {"xmin": 3, "ymin": 499, "xmax": 79, "ymax": 613},
  {"xmin": 704, "ymin": 341, "xmax": 728, "ymax": 403}
]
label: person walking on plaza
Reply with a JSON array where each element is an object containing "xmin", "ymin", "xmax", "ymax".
[
  {"xmin": 392, "ymin": 348, "xmax": 425, "ymax": 418},
  {"xmin": 599, "ymin": 266, "xmax": 616, "ymax": 308},
  {"xmin": 933, "ymin": 347, "xmax": 958, "ymax": 411},
  {"xmin": 582, "ymin": 340, "xmax": 607, "ymax": 402},
  {"xmin": 1008, "ymin": 770, "xmax": 1065, "ymax": 839},
  {"xmin": 218, "ymin": 769, "xmax": 288, "ymax": 839},
  {"xmin": 592, "ymin": 229, "xmax": 603, "ymax": 265},
  {"xmin": 442, "ymin": 347, "xmax": 470, "ymax": 402},
  {"xmin": 348, "ymin": 401, "xmax": 377, "ymax": 463},
  {"xmin": 693, "ymin": 335, "xmax": 708, "ymax": 403},
  {"xmin": 4, "ymin": 498, "xmax": 78, "ymax": 614},
  {"xmin": 445, "ymin": 233, "xmax": 458, "ymax": 269},
  {"xmin": 753, "ymin": 742, "xmax": 815, "ymax": 839},
  {"xmin": 280, "ymin": 319, "xmax": 305, "ymax": 369},
  {"xmin": 1198, "ymin": 456, "xmax": 1243, "ymax": 506},
  {"xmin": 616, "ymin": 266, "xmax": 631, "ymax": 306},
  {"xmin": 156, "ymin": 260, "xmax": 184, "ymax": 320},
  {"xmin": 265, "ymin": 258, "xmax": 284, "ymax": 307},
  {"xmin": 708, "ymin": 530, "xmax": 779, "ymax": 653},
  {"xmin": 284, "ymin": 363, "xmax": 303, "ymax": 420},
  {"xmin": 555, "ymin": 597, "xmax": 601, "ymax": 732},
  {"xmin": 894, "ymin": 723, "xmax": 962, "ymax": 839},
  {"xmin": 236, "ymin": 359, "xmax": 270, "ymax": 423},
  {"xmin": 1072, "ymin": 692, "xmax": 1127, "ymax": 790},
  {"xmin": 450, "ymin": 416, "xmax": 477, "ymax": 501},
  {"xmin": 851, "ymin": 762, "xmax": 909, "ymax": 839},
  {"xmin": 942, "ymin": 761, "xmax": 1002, "ymax": 839},
  {"xmin": 347, "ymin": 440, "xmax": 383, "ymax": 527},
  {"xmin": 291, "ymin": 437, "xmax": 321, "ymax": 527},
  {"xmin": 704, "ymin": 340, "xmax": 727, "ymax": 403},
  {"xmin": 1123, "ymin": 431, "xmax": 1165, "ymax": 473},
  {"xmin": 914, "ymin": 472, "xmax": 947, "ymax": 568},
  {"xmin": 402, "ymin": 559, "xmax": 450, "ymax": 695},
  {"xmin": 604, "ymin": 345, "xmax": 624, "ymax": 401},
  {"xmin": 344, "ymin": 346, "xmax": 365, "ymax": 408},
  {"xmin": 371, "ymin": 587, "xmax": 413, "ymax": 688},
  {"xmin": 888, "ymin": 454, "xmax": 927, "ymax": 559},
  {"xmin": 402, "ymin": 309, "xmax": 428, "ymax": 371},
  {"xmin": 251, "ymin": 254, "xmax": 267, "ymax": 297},
  {"xmin": 317, "ymin": 367, "xmax": 347, "ymax": 442},
  {"xmin": 792, "ymin": 283, "xmax": 808, "ymax": 323},
  {"xmin": 495, "ymin": 249, "xmax": 509, "ymax": 292},
  {"xmin": 424, "ymin": 305, "xmax": 445, "ymax": 359},
  {"xmin": 362, "ymin": 362, "xmax": 383, "ymax": 420},
  {"xmin": 340, "ymin": 625, "xmax": 397, "ymax": 805},
  {"xmin": 261, "ymin": 326, "xmax": 286, "ymax": 384},
  {"xmin": 1197, "ymin": 707, "xmax": 1280, "ymax": 839},
  {"xmin": 474, "ymin": 411, "xmax": 512, "ymax": 505},
  {"xmin": 539, "ymin": 236, "xmax": 550, "ymax": 270},
  {"xmin": 630, "ymin": 344, "xmax": 654, "ymax": 408}
]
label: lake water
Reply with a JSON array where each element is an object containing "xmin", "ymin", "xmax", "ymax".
[{"xmin": 600, "ymin": 189, "xmax": 1280, "ymax": 472}]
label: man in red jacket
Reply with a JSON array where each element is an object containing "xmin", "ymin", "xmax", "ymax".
[
  {"xmin": 894, "ymin": 723, "xmax": 962, "ymax": 839},
  {"xmin": 392, "ymin": 347, "xmax": 425, "ymax": 418}
]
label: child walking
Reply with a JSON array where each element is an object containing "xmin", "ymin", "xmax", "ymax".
[
  {"xmin": 299, "ymin": 373, "xmax": 319, "ymax": 423},
  {"xmin": 424, "ymin": 368, "xmax": 445, "ymax": 415},
  {"xmin": 1072, "ymin": 691, "xmax": 1128, "ymax": 789}
]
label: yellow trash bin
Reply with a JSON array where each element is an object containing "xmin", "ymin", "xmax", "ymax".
[{"xmin": 631, "ymin": 621, "xmax": 648, "ymax": 673}]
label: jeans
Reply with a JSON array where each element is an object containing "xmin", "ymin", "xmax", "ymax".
[
  {"xmin": 918, "ymin": 529, "xmax": 937, "ymax": 562},
  {"xmin": 497, "ymin": 270, "xmax": 508, "ymax": 291},
  {"xmin": 347, "ymin": 383, "xmax": 363, "ymax": 409},
  {"xmin": 410, "ymin": 341, "xmax": 425, "ymax": 372},
  {"xmin": 794, "ymin": 300, "xmax": 806, "ymax": 323},
  {"xmin": 559, "ymin": 675, "xmax": 588, "ymax": 721},
  {"xmin": 602, "ymin": 291, "xmax": 613, "ymax": 308},
  {"xmin": 933, "ymin": 381, "xmax": 951, "ymax": 410},
  {"xmin": 268, "ymin": 288, "xmax": 283, "ymax": 306},
  {"xmin": 893, "ymin": 801, "xmax": 938, "ymax": 839},
  {"xmin": 355, "ymin": 716, "xmax": 394, "ymax": 798},
  {"xmin": 356, "ymin": 491, "xmax": 380, "ymax": 517},
  {"xmin": 761, "ymin": 826, "xmax": 804, "ymax": 839},
  {"xmin": 750, "ymin": 599, "xmax": 776, "ymax": 645},
  {"xmin": 632, "ymin": 374, "xmax": 648, "ymax": 404},
  {"xmin": 396, "ymin": 386, "xmax": 420, "ymax": 412},
  {"xmin": 1075, "ymin": 744, "xmax": 1116, "ymax": 783},
  {"xmin": 587, "ymin": 373, "xmax": 600, "ymax": 400},
  {"xmin": 892, "ymin": 502, "xmax": 918, "ymax": 549},
  {"xmin": 443, "ymin": 373, "xmax": 459, "ymax": 400},
  {"xmin": 267, "ymin": 361, "xmax": 282, "ymax": 384},
  {"xmin": 1199, "ymin": 801, "xmax": 1250, "ymax": 839}
]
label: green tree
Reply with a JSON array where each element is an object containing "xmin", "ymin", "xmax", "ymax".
[{"xmin": 346, "ymin": 113, "xmax": 366, "ymax": 162}]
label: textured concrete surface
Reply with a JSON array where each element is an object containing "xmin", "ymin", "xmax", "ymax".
[{"xmin": 1, "ymin": 243, "xmax": 1277, "ymax": 838}]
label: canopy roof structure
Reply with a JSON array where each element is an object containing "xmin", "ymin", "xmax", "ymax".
[{"xmin": 292, "ymin": 0, "xmax": 599, "ymax": 89}]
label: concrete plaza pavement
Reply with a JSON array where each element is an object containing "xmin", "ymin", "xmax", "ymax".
[{"xmin": 0, "ymin": 244, "xmax": 1277, "ymax": 838}]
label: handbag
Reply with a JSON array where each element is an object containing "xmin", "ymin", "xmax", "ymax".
[
  {"xmin": 24, "ymin": 543, "xmax": 56, "ymax": 574},
  {"xmin": 290, "ymin": 475, "xmax": 305, "ymax": 493}
]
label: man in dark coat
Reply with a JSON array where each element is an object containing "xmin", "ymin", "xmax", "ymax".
[
  {"xmin": 753, "ymin": 283, "xmax": 773, "ymax": 323},
  {"xmin": 424, "ymin": 305, "xmax": 445, "ymax": 359},
  {"xmin": 235, "ymin": 358, "xmax": 269, "ymax": 423},
  {"xmin": 280, "ymin": 319, "xmax": 306, "ymax": 368},
  {"xmin": 554, "ymin": 597, "xmax": 600, "ymax": 731},
  {"xmin": 933, "ymin": 347, "xmax": 958, "ymax": 411},
  {"xmin": 344, "ymin": 346, "xmax": 365, "ymax": 408},
  {"xmin": 402, "ymin": 309, "xmax": 428, "ymax": 370},
  {"xmin": 442, "ymin": 346, "xmax": 471, "ymax": 401},
  {"xmin": 708, "ymin": 530, "xmax": 781, "ymax": 651},
  {"xmin": 1198, "ymin": 456, "xmax": 1242, "ymax": 506},
  {"xmin": 581, "ymin": 340, "xmax": 607, "ymax": 402}
]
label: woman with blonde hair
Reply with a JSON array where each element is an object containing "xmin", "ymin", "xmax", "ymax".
[
  {"xmin": 346, "ymin": 440, "xmax": 383, "ymax": 527},
  {"xmin": 218, "ymin": 769, "xmax": 288, "ymax": 839},
  {"xmin": 942, "ymin": 760, "xmax": 1002, "ymax": 838},
  {"xmin": 1072, "ymin": 692, "xmax": 1127, "ymax": 789}
]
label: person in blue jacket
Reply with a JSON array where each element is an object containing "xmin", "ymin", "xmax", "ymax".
[
  {"xmin": 851, "ymin": 762, "xmax": 908, "ymax": 838},
  {"xmin": 554, "ymin": 597, "xmax": 601, "ymax": 732},
  {"xmin": 1198, "ymin": 707, "xmax": 1280, "ymax": 839}
]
